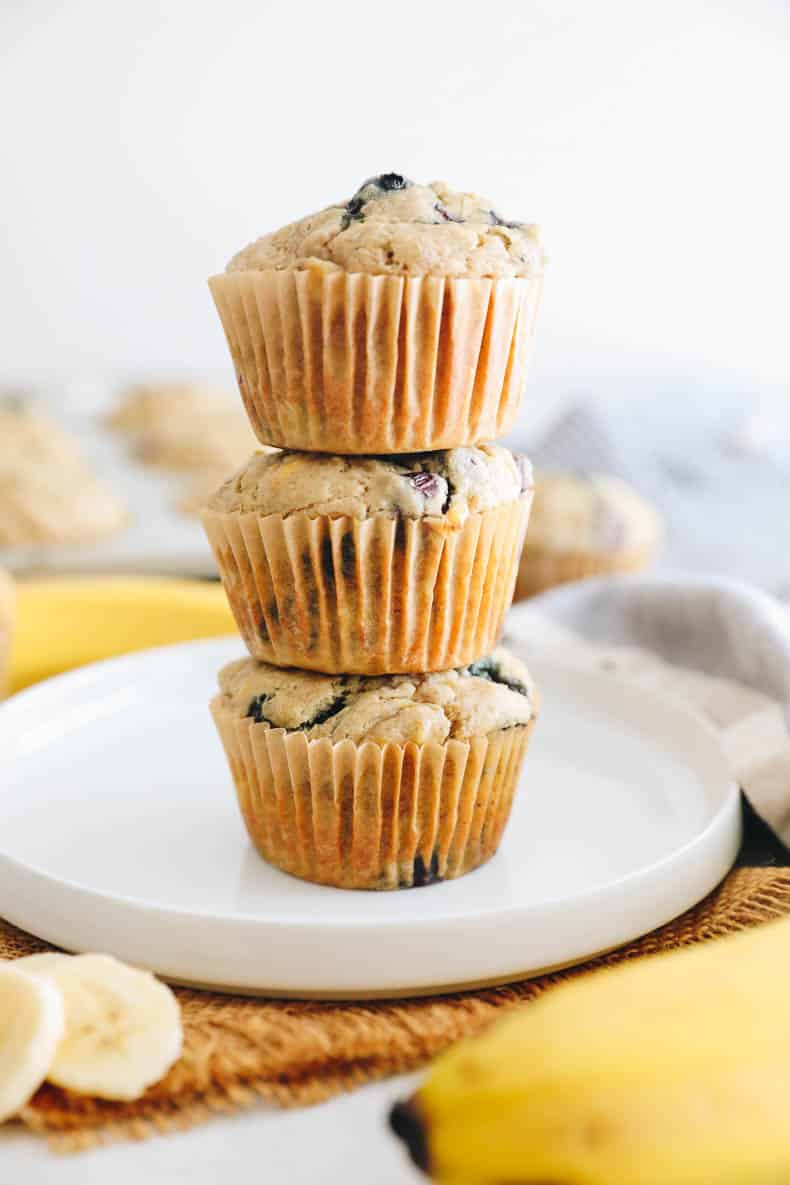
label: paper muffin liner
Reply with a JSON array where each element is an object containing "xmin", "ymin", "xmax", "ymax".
[
  {"xmin": 514, "ymin": 542, "xmax": 658, "ymax": 601},
  {"xmin": 208, "ymin": 270, "xmax": 543, "ymax": 454},
  {"xmin": 203, "ymin": 497, "xmax": 531, "ymax": 674},
  {"xmin": 211, "ymin": 700, "xmax": 536, "ymax": 890}
]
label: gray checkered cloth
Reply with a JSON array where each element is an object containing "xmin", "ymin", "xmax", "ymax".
[
  {"xmin": 515, "ymin": 395, "xmax": 790, "ymax": 595},
  {"xmin": 506, "ymin": 576, "xmax": 790, "ymax": 848},
  {"xmin": 502, "ymin": 390, "xmax": 790, "ymax": 844}
]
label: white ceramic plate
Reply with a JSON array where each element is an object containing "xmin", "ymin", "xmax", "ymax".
[{"xmin": 0, "ymin": 639, "xmax": 740, "ymax": 998}]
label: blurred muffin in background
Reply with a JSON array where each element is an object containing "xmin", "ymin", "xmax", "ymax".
[
  {"xmin": 0, "ymin": 569, "xmax": 13, "ymax": 696},
  {"xmin": 107, "ymin": 382, "xmax": 258, "ymax": 475},
  {"xmin": 176, "ymin": 468, "xmax": 234, "ymax": 518},
  {"xmin": 514, "ymin": 472, "xmax": 663, "ymax": 600},
  {"xmin": 0, "ymin": 402, "xmax": 126, "ymax": 548}
]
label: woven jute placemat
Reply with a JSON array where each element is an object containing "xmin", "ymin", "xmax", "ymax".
[{"xmin": 5, "ymin": 862, "xmax": 790, "ymax": 1151}]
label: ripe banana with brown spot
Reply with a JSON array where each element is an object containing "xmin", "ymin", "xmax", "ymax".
[{"xmin": 391, "ymin": 915, "xmax": 790, "ymax": 1185}]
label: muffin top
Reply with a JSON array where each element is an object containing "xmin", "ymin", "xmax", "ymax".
[
  {"xmin": 225, "ymin": 174, "xmax": 545, "ymax": 279},
  {"xmin": 526, "ymin": 473, "xmax": 663, "ymax": 553},
  {"xmin": 0, "ymin": 401, "xmax": 126, "ymax": 548},
  {"xmin": 207, "ymin": 446, "xmax": 531, "ymax": 526},
  {"xmin": 216, "ymin": 647, "xmax": 536, "ymax": 745}
]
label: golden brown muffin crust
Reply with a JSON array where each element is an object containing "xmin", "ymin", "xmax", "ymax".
[
  {"xmin": 216, "ymin": 648, "xmax": 536, "ymax": 745},
  {"xmin": 227, "ymin": 174, "xmax": 545, "ymax": 278}
]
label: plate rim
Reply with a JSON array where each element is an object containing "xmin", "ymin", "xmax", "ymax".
[
  {"xmin": 0, "ymin": 635, "xmax": 740, "ymax": 925},
  {"xmin": 0, "ymin": 637, "xmax": 741, "ymax": 995}
]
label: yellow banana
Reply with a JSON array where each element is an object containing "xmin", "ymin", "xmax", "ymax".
[
  {"xmin": 0, "ymin": 570, "xmax": 12, "ymax": 696},
  {"xmin": 391, "ymin": 915, "xmax": 790, "ymax": 1185},
  {"xmin": 7, "ymin": 577, "xmax": 237, "ymax": 693}
]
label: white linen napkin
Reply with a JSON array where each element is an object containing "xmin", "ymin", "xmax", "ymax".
[{"xmin": 505, "ymin": 575, "xmax": 790, "ymax": 847}]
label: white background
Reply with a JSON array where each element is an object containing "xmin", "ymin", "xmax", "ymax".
[{"xmin": 2, "ymin": 0, "xmax": 789, "ymax": 434}]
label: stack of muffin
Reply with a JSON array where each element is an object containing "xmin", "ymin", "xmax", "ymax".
[{"xmin": 202, "ymin": 174, "xmax": 546, "ymax": 890}]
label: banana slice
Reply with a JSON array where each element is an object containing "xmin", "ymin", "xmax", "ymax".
[
  {"xmin": 0, "ymin": 964, "xmax": 65, "ymax": 1121},
  {"xmin": 14, "ymin": 952, "xmax": 69, "ymax": 976},
  {"xmin": 22, "ymin": 953, "xmax": 182, "ymax": 1101}
]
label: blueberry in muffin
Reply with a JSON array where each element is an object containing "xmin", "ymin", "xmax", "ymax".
[
  {"xmin": 202, "ymin": 447, "xmax": 533, "ymax": 674},
  {"xmin": 228, "ymin": 174, "xmax": 544, "ymax": 279},
  {"xmin": 211, "ymin": 648, "xmax": 539, "ymax": 890},
  {"xmin": 216, "ymin": 647, "xmax": 536, "ymax": 745},
  {"xmin": 208, "ymin": 174, "xmax": 545, "ymax": 453}
]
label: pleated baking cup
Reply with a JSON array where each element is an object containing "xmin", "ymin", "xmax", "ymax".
[
  {"xmin": 208, "ymin": 269, "xmax": 543, "ymax": 454},
  {"xmin": 202, "ymin": 496, "xmax": 532, "ymax": 674},
  {"xmin": 211, "ymin": 700, "xmax": 536, "ymax": 890},
  {"xmin": 514, "ymin": 542, "xmax": 658, "ymax": 601}
]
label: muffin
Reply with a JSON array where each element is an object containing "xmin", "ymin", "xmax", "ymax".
[
  {"xmin": 209, "ymin": 174, "xmax": 545, "ymax": 454},
  {"xmin": 0, "ymin": 569, "xmax": 14, "ymax": 697},
  {"xmin": 0, "ymin": 402, "xmax": 126, "ymax": 548},
  {"xmin": 515, "ymin": 472, "xmax": 663, "ymax": 600},
  {"xmin": 203, "ymin": 446, "xmax": 533, "ymax": 674},
  {"xmin": 107, "ymin": 382, "xmax": 259, "ymax": 474},
  {"xmin": 211, "ymin": 647, "xmax": 538, "ymax": 889}
]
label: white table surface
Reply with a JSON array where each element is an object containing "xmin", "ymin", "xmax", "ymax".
[{"xmin": 1, "ymin": 1077, "xmax": 422, "ymax": 1184}]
